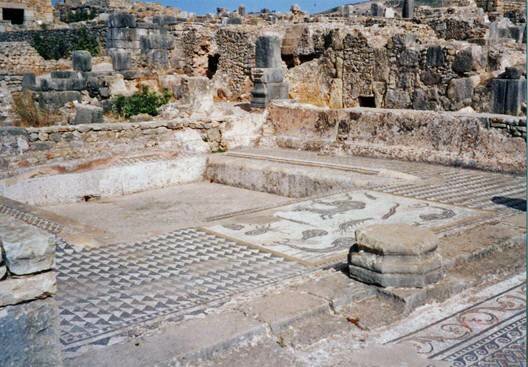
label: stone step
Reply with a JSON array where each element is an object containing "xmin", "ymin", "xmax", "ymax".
[{"xmin": 205, "ymin": 153, "xmax": 412, "ymax": 198}]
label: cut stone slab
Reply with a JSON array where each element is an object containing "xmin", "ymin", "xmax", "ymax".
[
  {"xmin": 349, "ymin": 264, "xmax": 443, "ymax": 288},
  {"xmin": 238, "ymin": 290, "xmax": 329, "ymax": 332},
  {"xmin": 0, "ymin": 298, "xmax": 62, "ymax": 367},
  {"xmin": 0, "ymin": 271, "xmax": 56, "ymax": 307},
  {"xmin": 64, "ymin": 310, "xmax": 265, "ymax": 366},
  {"xmin": 349, "ymin": 251, "xmax": 442, "ymax": 274},
  {"xmin": 1, "ymin": 225, "xmax": 55, "ymax": 275},
  {"xmin": 355, "ymin": 224, "xmax": 438, "ymax": 256}
]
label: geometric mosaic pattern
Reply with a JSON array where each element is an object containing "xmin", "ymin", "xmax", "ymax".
[
  {"xmin": 56, "ymin": 229, "xmax": 306, "ymax": 354},
  {"xmin": 0, "ymin": 202, "xmax": 64, "ymax": 234},
  {"xmin": 393, "ymin": 282, "xmax": 526, "ymax": 367},
  {"xmin": 374, "ymin": 170, "xmax": 526, "ymax": 213}
]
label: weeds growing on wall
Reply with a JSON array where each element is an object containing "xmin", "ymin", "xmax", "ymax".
[
  {"xmin": 12, "ymin": 91, "xmax": 60, "ymax": 127},
  {"xmin": 112, "ymin": 87, "xmax": 172, "ymax": 118},
  {"xmin": 32, "ymin": 27, "xmax": 99, "ymax": 60}
]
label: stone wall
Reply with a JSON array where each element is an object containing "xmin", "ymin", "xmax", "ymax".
[
  {"xmin": 286, "ymin": 24, "xmax": 525, "ymax": 115},
  {"xmin": 0, "ymin": 26, "xmax": 107, "ymax": 49},
  {"xmin": 0, "ymin": 41, "xmax": 59, "ymax": 75},
  {"xmin": 0, "ymin": 215, "xmax": 61, "ymax": 366},
  {"xmin": 0, "ymin": 119, "xmax": 227, "ymax": 174},
  {"xmin": 264, "ymin": 101, "xmax": 526, "ymax": 174},
  {"xmin": 0, "ymin": 0, "xmax": 53, "ymax": 25},
  {"xmin": 213, "ymin": 27, "xmax": 258, "ymax": 100}
]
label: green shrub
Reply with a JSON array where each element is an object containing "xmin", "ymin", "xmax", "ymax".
[
  {"xmin": 112, "ymin": 87, "xmax": 172, "ymax": 118},
  {"xmin": 32, "ymin": 27, "xmax": 99, "ymax": 60},
  {"xmin": 62, "ymin": 9, "xmax": 97, "ymax": 23}
]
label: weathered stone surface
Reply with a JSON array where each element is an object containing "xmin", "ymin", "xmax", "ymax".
[
  {"xmin": 348, "ymin": 264, "xmax": 443, "ymax": 288},
  {"xmin": 402, "ymin": 0, "xmax": 414, "ymax": 18},
  {"xmin": 109, "ymin": 49, "xmax": 132, "ymax": 71},
  {"xmin": 349, "ymin": 251, "xmax": 442, "ymax": 274},
  {"xmin": 255, "ymin": 35, "xmax": 282, "ymax": 69},
  {"xmin": 0, "ymin": 265, "xmax": 5, "ymax": 279},
  {"xmin": 0, "ymin": 298, "xmax": 62, "ymax": 367},
  {"xmin": 1, "ymin": 224, "xmax": 55, "ymax": 275},
  {"xmin": 37, "ymin": 91, "xmax": 81, "ymax": 109},
  {"xmin": 354, "ymin": 224, "xmax": 438, "ymax": 256},
  {"xmin": 491, "ymin": 79, "xmax": 527, "ymax": 116},
  {"xmin": 72, "ymin": 104, "xmax": 104, "ymax": 125},
  {"xmin": 426, "ymin": 46, "xmax": 444, "ymax": 67},
  {"xmin": 72, "ymin": 50, "xmax": 92, "ymax": 72},
  {"xmin": 108, "ymin": 13, "xmax": 137, "ymax": 28},
  {"xmin": 447, "ymin": 78, "xmax": 473, "ymax": 104},
  {"xmin": 498, "ymin": 67, "xmax": 523, "ymax": 80},
  {"xmin": 0, "ymin": 272, "xmax": 56, "ymax": 307}
]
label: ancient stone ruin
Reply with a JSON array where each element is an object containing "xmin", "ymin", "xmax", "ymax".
[{"xmin": 0, "ymin": 0, "xmax": 526, "ymax": 365}]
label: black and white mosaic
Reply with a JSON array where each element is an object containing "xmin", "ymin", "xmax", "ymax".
[
  {"xmin": 56, "ymin": 228, "xmax": 306, "ymax": 353},
  {"xmin": 394, "ymin": 283, "xmax": 526, "ymax": 367}
]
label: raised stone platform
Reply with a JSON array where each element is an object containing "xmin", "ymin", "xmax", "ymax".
[{"xmin": 349, "ymin": 224, "xmax": 444, "ymax": 288}]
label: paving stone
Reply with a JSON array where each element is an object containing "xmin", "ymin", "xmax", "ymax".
[
  {"xmin": 0, "ymin": 298, "xmax": 62, "ymax": 367},
  {"xmin": 0, "ymin": 272, "xmax": 56, "ymax": 307},
  {"xmin": 238, "ymin": 290, "xmax": 329, "ymax": 332},
  {"xmin": 354, "ymin": 224, "xmax": 438, "ymax": 256},
  {"xmin": 65, "ymin": 311, "xmax": 265, "ymax": 367}
]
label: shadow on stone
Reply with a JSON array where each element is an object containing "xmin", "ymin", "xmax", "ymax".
[{"xmin": 491, "ymin": 196, "xmax": 526, "ymax": 212}]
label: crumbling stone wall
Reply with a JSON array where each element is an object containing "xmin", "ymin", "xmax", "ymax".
[
  {"xmin": 0, "ymin": 119, "xmax": 226, "ymax": 173},
  {"xmin": 0, "ymin": 42, "xmax": 56, "ymax": 74},
  {"xmin": 0, "ymin": 26, "xmax": 107, "ymax": 47},
  {"xmin": 213, "ymin": 27, "xmax": 258, "ymax": 100},
  {"xmin": 265, "ymin": 101, "xmax": 526, "ymax": 174}
]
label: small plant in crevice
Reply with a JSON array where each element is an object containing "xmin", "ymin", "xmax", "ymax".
[{"xmin": 111, "ymin": 87, "xmax": 172, "ymax": 119}]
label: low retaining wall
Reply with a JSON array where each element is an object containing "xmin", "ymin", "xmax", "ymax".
[
  {"xmin": 264, "ymin": 101, "xmax": 526, "ymax": 174},
  {"xmin": 0, "ymin": 119, "xmax": 226, "ymax": 175}
]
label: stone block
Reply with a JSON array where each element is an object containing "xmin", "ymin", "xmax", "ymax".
[
  {"xmin": 452, "ymin": 47, "xmax": 484, "ymax": 75},
  {"xmin": 72, "ymin": 104, "xmax": 104, "ymax": 125},
  {"xmin": 21, "ymin": 73, "xmax": 36, "ymax": 90},
  {"xmin": 107, "ymin": 27, "xmax": 137, "ymax": 41},
  {"xmin": 109, "ymin": 49, "xmax": 132, "ymax": 71},
  {"xmin": 491, "ymin": 79, "xmax": 527, "ymax": 116},
  {"xmin": 348, "ymin": 264, "xmax": 443, "ymax": 288},
  {"xmin": 152, "ymin": 15, "xmax": 179, "ymax": 26},
  {"xmin": 447, "ymin": 78, "xmax": 473, "ymax": 103},
  {"xmin": 402, "ymin": 0, "xmax": 414, "ymax": 18},
  {"xmin": 256, "ymin": 68, "xmax": 284, "ymax": 83},
  {"xmin": 0, "ymin": 272, "xmax": 56, "ymax": 307},
  {"xmin": 255, "ymin": 35, "xmax": 282, "ymax": 69},
  {"xmin": 384, "ymin": 89, "xmax": 411, "ymax": 109},
  {"xmin": 426, "ymin": 46, "xmax": 444, "ymax": 67},
  {"xmin": 371, "ymin": 2, "xmax": 386, "ymax": 16},
  {"xmin": 0, "ymin": 298, "xmax": 62, "ymax": 367},
  {"xmin": 227, "ymin": 16, "xmax": 242, "ymax": 25},
  {"xmin": 140, "ymin": 34, "xmax": 174, "ymax": 50},
  {"xmin": 354, "ymin": 224, "xmax": 438, "ymax": 256},
  {"xmin": 399, "ymin": 49, "xmax": 420, "ymax": 67},
  {"xmin": 349, "ymin": 224, "xmax": 443, "ymax": 288},
  {"xmin": 498, "ymin": 67, "xmax": 523, "ymax": 80},
  {"xmin": 108, "ymin": 12, "xmax": 136, "ymax": 28},
  {"xmin": 37, "ymin": 91, "xmax": 81, "ymax": 109},
  {"xmin": 1, "ymin": 229, "xmax": 55, "ymax": 275},
  {"xmin": 72, "ymin": 50, "xmax": 92, "ymax": 72},
  {"xmin": 49, "ymin": 76, "xmax": 87, "ymax": 91}
]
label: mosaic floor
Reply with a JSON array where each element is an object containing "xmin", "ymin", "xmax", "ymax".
[
  {"xmin": 393, "ymin": 282, "xmax": 526, "ymax": 367},
  {"xmin": 56, "ymin": 229, "xmax": 306, "ymax": 354},
  {"xmin": 207, "ymin": 190, "xmax": 488, "ymax": 266}
]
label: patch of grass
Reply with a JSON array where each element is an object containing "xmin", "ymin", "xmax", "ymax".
[
  {"xmin": 12, "ymin": 91, "xmax": 59, "ymax": 127},
  {"xmin": 112, "ymin": 86, "xmax": 172, "ymax": 119}
]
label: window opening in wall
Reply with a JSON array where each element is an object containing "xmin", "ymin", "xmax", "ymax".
[
  {"xmin": 2, "ymin": 8, "xmax": 24, "ymax": 25},
  {"xmin": 358, "ymin": 96, "xmax": 376, "ymax": 108}
]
